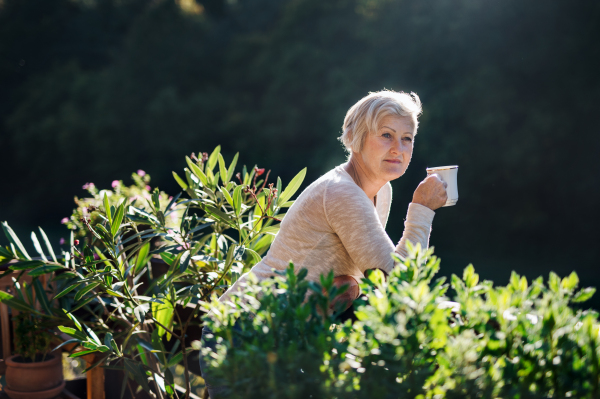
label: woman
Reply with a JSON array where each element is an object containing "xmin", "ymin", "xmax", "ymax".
[{"xmin": 201, "ymin": 90, "xmax": 447, "ymax": 397}]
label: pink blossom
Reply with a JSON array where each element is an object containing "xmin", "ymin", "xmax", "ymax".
[
  {"xmin": 61, "ymin": 217, "xmax": 69, "ymax": 224},
  {"xmin": 59, "ymin": 238, "xmax": 65, "ymax": 245},
  {"xmin": 82, "ymin": 182, "xmax": 95, "ymax": 190},
  {"xmin": 145, "ymin": 185, "xmax": 151, "ymax": 191},
  {"xmin": 93, "ymin": 254, "xmax": 100, "ymax": 260},
  {"xmin": 111, "ymin": 180, "xmax": 119, "ymax": 188},
  {"xmin": 137, "ymin": 170, "xmax": 146, "ymax": 177}
]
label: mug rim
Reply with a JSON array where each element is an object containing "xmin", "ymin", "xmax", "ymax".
[{"xmin": 426, "ymin": 165, "xmax": 458, "ymax": 171}]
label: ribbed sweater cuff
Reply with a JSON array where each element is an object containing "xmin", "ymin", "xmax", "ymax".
[{"xmin": 406, "ymin": 202, "xmax": 436, "ymax": 226}]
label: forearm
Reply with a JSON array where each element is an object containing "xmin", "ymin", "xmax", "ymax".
[{"xmin": 395, "ymin": 202, "xmax": 435, "ymax": 258}]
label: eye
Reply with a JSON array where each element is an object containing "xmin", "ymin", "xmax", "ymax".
[
  {"xmin": 403, "ymin": 136, "xmax": 413, "ymax": 143},
  {"xmin": 382, "ymin": 133, "xmax": 392, "ymax": 139}
]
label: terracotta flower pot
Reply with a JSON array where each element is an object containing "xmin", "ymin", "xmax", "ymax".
[{"xmin": 4, "ymin": 353, "xmax": 65, "ymax": 399}]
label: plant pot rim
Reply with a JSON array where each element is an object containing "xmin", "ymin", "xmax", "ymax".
[{"xmin": 5, "ymin": 353, "xmax": 60, "ymax": 369}]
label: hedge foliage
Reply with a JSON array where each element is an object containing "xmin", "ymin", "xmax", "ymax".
[{"xmin": 204, "ymin": 244, "xmax": 600, "ymax": 398}]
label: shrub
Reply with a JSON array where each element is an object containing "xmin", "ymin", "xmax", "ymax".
[{"xmin": 203, "ymin": 243, "xmax": 600, "ymax": 399}]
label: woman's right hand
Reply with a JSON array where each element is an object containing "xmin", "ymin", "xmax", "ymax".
[{"xmin": 412, "ymin": 174, "xmax": 448, "ymax": 210}]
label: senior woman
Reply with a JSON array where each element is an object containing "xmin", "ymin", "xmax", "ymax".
[{"xmin": 200, "ymin": 90, "xmax": 447, "ymax": 397}]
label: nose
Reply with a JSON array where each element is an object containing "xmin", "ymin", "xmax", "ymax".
[{"xmin": 390, "ymin": 137, "xmax": 403, "ymax": 158}]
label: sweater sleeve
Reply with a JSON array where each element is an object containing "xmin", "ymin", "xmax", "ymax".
[{"xmin": 324, "ymin": 180, "xmax": 435, "ymax": 274}]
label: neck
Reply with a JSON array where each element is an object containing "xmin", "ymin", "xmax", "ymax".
[{"xmin": 344, "ymin": 153, "xmax": 387, "ymax": 203}]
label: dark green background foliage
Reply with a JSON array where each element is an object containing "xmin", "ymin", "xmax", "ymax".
[{"xmin": 1, "ymin": 1, "xmax": 599, "ymax": 302}]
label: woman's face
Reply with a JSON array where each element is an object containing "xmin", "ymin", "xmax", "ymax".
[{"xmin": 359, "ymin": 114, "xmax": 415, "ymax": 183}]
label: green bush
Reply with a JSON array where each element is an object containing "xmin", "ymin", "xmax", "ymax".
[{"xmin": 203, "ymin": 244, "xmax": 600, "ymax": 398}]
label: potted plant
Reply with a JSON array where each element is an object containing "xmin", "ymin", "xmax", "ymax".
[{"xmin": 4, "ymin": 313, "xmax": 65, "ymax": 399}]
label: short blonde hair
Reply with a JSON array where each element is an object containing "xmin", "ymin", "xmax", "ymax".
[{"xmin": 339, "ymin": 90, "xmax": 422, "ymax": 153}]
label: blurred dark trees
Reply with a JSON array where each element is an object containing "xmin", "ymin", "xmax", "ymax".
[{"xmin": 1, "ymin": 0, "xmax": 599, "ymax": 301}]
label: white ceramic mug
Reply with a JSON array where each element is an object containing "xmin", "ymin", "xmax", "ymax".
[{"xmin": 426, "ymin": 165, "xmax": 458, "ymax": 207}]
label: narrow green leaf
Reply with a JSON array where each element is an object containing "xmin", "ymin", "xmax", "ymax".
[
  {"xmin": 167, "ymin": 351, "xmax": 184, "ymax": 368},
  {"xmin": 58, "ymin": 326, "xmax": 87, "ymax": 340},
  {"xmin": 172, "ymin": 171, "xmax": 188, "ymax": 190},
  {"xmin": 227, "ymin": 152, "xmax": 239, "ymax": 183},
  {"xmin": 221, "ymin": 188, "xmax": 234, "ymax": 208},
  {"xmin": 185, "ymin": 157, "xmax": 208, "ymax": 186},
  {"xmin": 218, "ymin": 153, "xmax": 228, "ymax": 185},
  {"xmin": 28, "ymin": 265, "xmax": 65, "ymax": 277},
  {"xmin": 33, "ymin": 279, "xmax": 52, "ymax": 314},
  {"xmin": 10, "ymin": 260, "xmax": 45, "ymax": 270},
  {"xmin": 111, "ymin": 203, "xmax": 125, "ymax": 237},
  {"xmin": 75, "ymin": 282, "xmax": 100, "ymax": 301},
  {"xmin": 134, "ymin": 242, "xmax": 151, "ymax": 275},
  {"xmin": 54, "ymin": 283, "xmax": 80, "ymax": 300},
  {"xmin": 277, "ymin": 168, "xmax": 307, "ymax": 206},
  {"xmin": 0, "ymin": 290, "xmax": 36, "ymax": 313},
  {"xmin": 38, "ymin": 227, "xmax": 58, "ymax": 263},
  {"xmin": 31, "ymin": 232, "xmax": 46, "ymax": 260},
  {"xmin": 207, "ymin": 145, "xmax": 221, "ymax": 172},
  {"xmin": 70, "ymin": 349, "xmax": 97, "ymax": 358},
  {"xmin": 1, "ymin": 222, "xmax": 31, "ymax": 260},
  {"xmin": 64, "ymin": 309, "xmax": 83, "ymax": 331},
  {"xmin": 233, "ymin": 185, "xmax": 243, "ymax": 216},
  {"xmin": 104, "ymin": 193, "xmax": 112, "ymax": 224}
]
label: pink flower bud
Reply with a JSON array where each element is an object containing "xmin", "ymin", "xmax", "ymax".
[
  {"xmin": 74, "ymin": 239, "xmax": 80, "ymax": 245},
  {"xmin": 61, "ymin": 217, "xmax": 69, "ymax": 224},
  {"xmin": 255, "ymin": 167, "xmax": 265, "ymax": 176},
  {"xmin": 93, "ymin": 254, "xmax": 100, "ymax": 260},
  {"xmin": 82, "ymin": 182, "xmax": 95, "ymax": 190},
  {"xmin": 146, "ymin": 185, "xmax": 151, "ymax": 191},
  {"xmin": 111, "ymin": 180, "xmax": 119, "ymax": 188},
  {"xmin": 137, "ymin": 170, "xmax": 146, "ymax": 177},
  {"xmin": 59, "ymin": 238, "xmax": 65, "ymax": 245}
]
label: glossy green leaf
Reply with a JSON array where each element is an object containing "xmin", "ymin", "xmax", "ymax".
[
  {"xmin": 75, "ymin": 282, "xmax": 100, "ymax": 301},
  {"xmin": 111, "ymin": 203, "xmax": 125, "ymax": 237},
  {"xmin": 28, "ymin": 264, "xmax": 64, "ymax": 277},
  {"xmin": 218, "ymin": 153, "xmax": 228, "ymax": 185},
  {"xmin": 134, "ymin": 242, "xmax": 151, "ymax": 275},
  {"xmin": 172, "ymin": 171, "xmax": 188, "ymax": 190},
  {"xmin": 277, "ymin": 168, "xmax": 307, "ymax": 206},
  {"xmin": 2, "ymin": 222, "xmax": 31, "ymax": 260},
  {"xmin": 227, "ymin": 152, "xmax": 239, "ymax": 183},
  {"xmin": 38, "ymin": 227, "xmax": 58, "ymax": 263},
  {"xmin": 10, "ymin": 260, "xmax": 45, "ymax": 270},
  {"xmin": 103, "ymin": 193, "xmax": 112, "ymax": 224},
  {"xmin": 186, "ymin": 156, "xmax": 209, "ymax": 186}
]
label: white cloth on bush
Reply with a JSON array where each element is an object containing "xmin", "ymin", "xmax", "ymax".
[{"xmin": 218, "ymin": 163, "xmax": 435, "ymax": 304}]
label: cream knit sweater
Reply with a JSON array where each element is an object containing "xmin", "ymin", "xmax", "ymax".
[{"xmin": 219, "ymin": 163, "xmax": 436, "ymax": 304}]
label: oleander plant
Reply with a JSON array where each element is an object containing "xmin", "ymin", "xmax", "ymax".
[{"xmin": 0, "ymin": 146, "xmax": 306, "ymax": 399}]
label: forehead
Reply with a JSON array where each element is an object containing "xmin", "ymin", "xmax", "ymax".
[{"xmin": 377, "ymin": 114, "xmax": 416, "ymax": 134}]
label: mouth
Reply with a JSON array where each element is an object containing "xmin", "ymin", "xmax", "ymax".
[{"xmin": 384, "ymin": 159, "xmax": 402, "ymax": 164}]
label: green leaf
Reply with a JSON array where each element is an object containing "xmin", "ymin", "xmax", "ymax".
[
  {"xmin": 166, "ymin": 351, "xmax": 183, "ymax": 368},
  {"xmin": 31, "ymin": 231, "xmax": 46, "ymax": 260},
  {"xmin": 227, "ymin": 152, "xmax": 239, "ymax": 183},
  {"xmin": 277, "ymin": 168, "xmax": 307, "ymax": 206},
  {"xmin": 64, "ymin": 310, "xmax": 83, "ymax": 331},
  {"xmin": 54, "ymin": 283, "xmax": 80, "ymax": 300},
  {"xmin": 70, "ymin": 350, "xmax": 97, "ymax": 358},
  {"xmin": 134, "ymin": 242, "xmax": 151, "ymax": 275},
  {"xmin": 0, "ymin": 290, "xmax": 36, "ymax": 313},
  {"xmin": 38, "ymin": 227, "xmax": 58, "ymax": 263},
  {"xmin": 104, "ymin": 193, "xmax": 112, "ymax": 224},
  {"xmin": 561, "ymin": 271, "xmax": 579, "ymax": 291},
  {"xmin": 207, "ymin": 145, "xmax": 221, "ymax": 172},
  {"xmin": 172, "ymin": 171, "xmax": 188, "ymax": 190},
  {"xmin": 75, "ymin": 282, "xmax": 100, "ymax": 301},
  {"xmin": 233, "ymin": 185, "xmax": 243, "ymax": 216},
  {"xmin": 218, "ymin": 153, "xmax": 228, "ymax": 185},
  {"xmin": 33, "ymin": 279, "xmax": 52, "ymax": 314},
  {"xmin": 9, "ymin": 260, "xmax": 45, "ymax": 270},
  {"xmin": 28, "ymin": 265, "xmax": 65, "ymax": 277},
  {"xmin": 573, "ymin": 287, "xmax": 596, "ymax": 303},
  {"xmin": 59, "ymin": 326, "xmax": 87, "ymax": 340},
  {"xmin": 245, "ymin": 248, "xmax": 262, "ymax": 264},
  {"xmin": 185, "ymin": 157, "xmax": 208, "ymax": 186},
  {"xmin": 221, "ymin": 188, "xmax": 234, "ymax": 208},
  {"xmin": 549, "ymin": 272, "xmax": 560, "ymax": 292},
  {"xmin": 111, "ymin": 203, "xmax": 125, "ymax": 237},
  {"xmin": 106, "ymin": 289, "xmax": 125, "ymax": 298},
  {"xmin": 2, "ymin": 222, "xmax": 31, "ymax": 260}
]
